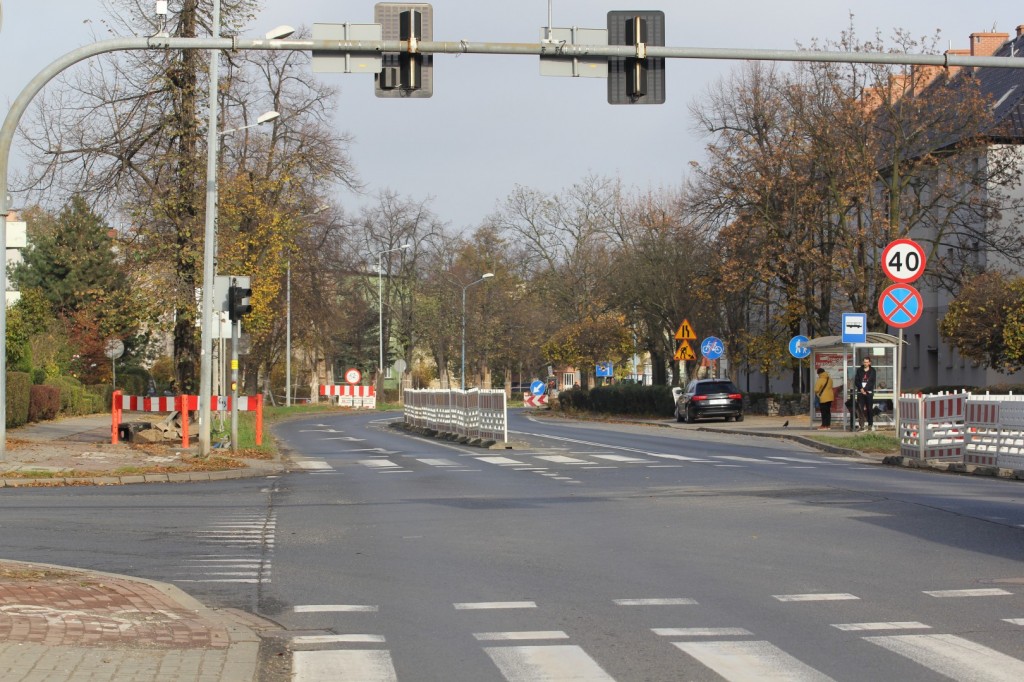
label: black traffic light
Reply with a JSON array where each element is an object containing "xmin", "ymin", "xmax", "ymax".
[
  {"xmin": 228, "ymin": 283, "xmax": 252, "ymax": 322},
  {"xmin": 375, "ymin": 3, "xmax": 434, "ymax": 98},
  {"xmin": 607, "ymin": 11, "xmax": 665, "ymax": 105}
]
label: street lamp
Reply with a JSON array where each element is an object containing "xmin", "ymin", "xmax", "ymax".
[
  {"xmin": 376, "ymin": 243, "xmax": 411, "ymax": 387},
  {"xmin": 461, "ymin": 273, "xmax": 494, "ymax": 391},
  {"xmin": 197, "ymin": 91, "xmax": 280, "ymax": 455}
]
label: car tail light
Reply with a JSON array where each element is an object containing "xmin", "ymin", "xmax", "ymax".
[
  {"xmin": 692, "ymin": 395, "xmax": 708, "ymax": 402},
  {"xmin": 728, "ymin": 393, "xmax": 742, "ymax": 400}
]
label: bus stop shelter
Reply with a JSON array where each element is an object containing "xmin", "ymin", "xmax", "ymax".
[{"xmin": 803, "ymin": 333, "xmax": 901, "ymax": 430}]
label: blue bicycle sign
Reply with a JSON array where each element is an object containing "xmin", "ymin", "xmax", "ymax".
[{"xmin": 700, "ymin": 336, "xmax": 724, "ymax": 360}]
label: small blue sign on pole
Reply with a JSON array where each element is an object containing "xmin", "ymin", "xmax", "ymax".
[
  {"xmin": 530, "ymin": 380, "xmax": 547, "ymax": 396},
  {"xmin": 789, "ymin": 335, "xmax": 811, "ymax": 359},
  {"xmin": 595, "ymin": 362, "xmax": 614, "ymax": 378},
  {"xmin": 700, "ymin": 337, "xmax": 724, "ymax": 360},
  {"xmin": 841, "ymin": 313, "xmax": 868, "ymax": 344}
]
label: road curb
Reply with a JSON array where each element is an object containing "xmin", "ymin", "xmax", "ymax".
[{"xmin": 0, "ymin": 462, "xmax": 287, "ymax": 488}]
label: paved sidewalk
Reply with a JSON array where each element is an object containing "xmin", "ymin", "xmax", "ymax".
[{"xmin": 0, "ymin": 559, "xmax": 271, "ymax": 682}]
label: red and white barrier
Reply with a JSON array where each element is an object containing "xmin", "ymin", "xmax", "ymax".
[
  {"xmin": 898, "ymin": 391, "xmax": 966, "ymax": 462},
  {"xmin": 111, "ymin": 391, "xmax": 263, "ymax": 448},
  {"xmin": 522, "ymin": 393, "xmax": 548, "ymax": 408},
  {"xmin": 963, "ymin": 395, "xmax": 1024, "ymax": 469},
  {"xmin": 319, "ymin": 384, "xmax": 376, "ymax": 409}
]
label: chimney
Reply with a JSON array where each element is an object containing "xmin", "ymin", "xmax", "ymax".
[
  {"xmin": 1017, "ymin": 25, "xmax": 1024, "ymax": 39},
  {"xmin": 970, "ymin": 31, "xmax": 1009, "ymax": 57}
]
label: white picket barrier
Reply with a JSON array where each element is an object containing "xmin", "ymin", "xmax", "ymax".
[
  {"xmin": 403, "ymin": 388, "xmax": 508, "ymax": 444},
  {"xmin": 898, "ymin": 391, "xmax": 967, "ymax": 462},
  {"xmin": 963, "ymin": 394, "xmax": 1024, "ymax": 469}
]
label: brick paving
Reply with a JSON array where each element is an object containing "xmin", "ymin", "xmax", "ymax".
[{"xmin": 0, "ymin": 562, "xmax": 264, "ymax": 682}]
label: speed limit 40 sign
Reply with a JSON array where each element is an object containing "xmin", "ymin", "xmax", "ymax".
[{"xmin": 881, "ymin": 238, "xmax": 926, "ymax": 283}]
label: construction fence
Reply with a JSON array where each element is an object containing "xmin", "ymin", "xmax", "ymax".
[
  {"xmin": 403, "ymin": 389, "xmax": 508, "ymax": 444},
  {"xmin": 898, "ymin": 391, "xmax": 1024, "ymax": 469}
]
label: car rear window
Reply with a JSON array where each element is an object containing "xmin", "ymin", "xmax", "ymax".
[{"xmin": 696, "ymin": 382, "xmax": 739, "ymax": 394}]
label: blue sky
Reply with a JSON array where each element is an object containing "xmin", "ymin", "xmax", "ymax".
[{"xmin": 2, "ymin": 1, "xmax": 1022, "ymax": 230}]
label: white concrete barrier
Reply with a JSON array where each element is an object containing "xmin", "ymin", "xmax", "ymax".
[{"xmin": 404, "ymin": 389, "xmax": 507, "ymax": 443}]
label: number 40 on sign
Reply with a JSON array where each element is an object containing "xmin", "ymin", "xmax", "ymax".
[{"xmin": 881, "ymin": 238, "xmax": 926, "ymax": 284}]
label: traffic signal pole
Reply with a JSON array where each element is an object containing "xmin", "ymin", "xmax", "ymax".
[{"xmin": 0, "ymin": 28, "xmax": 1019, "ymax": 461}]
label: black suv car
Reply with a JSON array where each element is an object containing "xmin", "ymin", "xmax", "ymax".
[{"xmin": 673, "ymin": 379, "xmax": 744, "ymax": 423}]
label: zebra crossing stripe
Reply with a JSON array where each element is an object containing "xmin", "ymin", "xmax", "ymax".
[
  {"xmin": 773, "ymin": 593, "xmax": 859, "ymax": 602},
  {"xmin": 653, "ymin": 627, "xmax": 751, "ymax": 637},
  {"xmin": 864, "ymin": 634, "xmax": 1024, "ymax": 681},
  {"xmin": 673, "ymin": 640, "xmax": 836, "ymax": 681},
  {"xmin": 614, "ymin": 598, "xmax": 698, "ymax": 606},
  {"xmin": 485, "ymin": 645, "xmax": 616, "ymax": 681},
  {"xmin": 831, "ymin": 622, "xmax": 929, "ymax": 631},
  {"xmin": 473, "ymin": 631, "xmax": 570, "ymax": 641},
  {"xmin": 292, "ymin": 634, "xmax": 385, "ymax": 645},
  {"xmin": 454, "ymin": 601, "xmax": 537, "ymax": 610},
  {"xmin": 293, "ymin": 650, "xmax": 397, "ymax": 682},
  {"xmin": 1005, "ymin": 618, "xmax": 1024, "ymax": 625},
  {"xmin": 294, "ymin": 605, "xmax": 379, "ymax": 613},
  {"xmin": 296, "ymin": 461, "xmax": 333, "ymax": 470},
  {"xmin": 923, "ymin": 588, "xmax": 1012, "ymax": 598}
]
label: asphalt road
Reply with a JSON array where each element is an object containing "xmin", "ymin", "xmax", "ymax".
[{"xmin": 1, "ymin": 409, "xmax": 1023, "ymax": 681}]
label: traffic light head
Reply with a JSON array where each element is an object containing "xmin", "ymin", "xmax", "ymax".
[
  {"xmin": 607, "ymin": 11, "xmax": 665, "ymax": 105},
  {"xmin": 228, "ymin": 284, "xmax": 253, "ymax": 321},
  {"xmin": 375, "ymin": 4, "xmax": 434, "ymax": 98}
]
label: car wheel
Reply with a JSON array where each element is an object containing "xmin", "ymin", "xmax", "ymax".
[
  {"xmin": 675, "ymin": 409, "xmax": 684, "ymax": 423},
  {"xmin": 687, "ymin": 407, "xmax": 696, "ymax": 423},
  {"xmin": 735, "ymin": 413, "xmax": 744, "ymax": 422}
]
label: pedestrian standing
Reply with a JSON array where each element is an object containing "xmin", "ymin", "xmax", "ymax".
[
  {"xmin": 853, "ymin": 357, "xmax": 877, "ymax": 431},
  {"xmin": 814, "ymin": 368, "xmax": 834, "ymax": 429}
]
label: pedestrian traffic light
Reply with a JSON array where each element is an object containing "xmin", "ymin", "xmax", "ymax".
[
  {"xmin": 228, "ymin": 283, "xmax": 252, "ymax": 321},
  {"xmin": 607, "ymin": 11, "xmax": 665, "ymax": 104},
  {"xmin": 375, "ymin": 3, "xmax": 433, "ymax": 98}
]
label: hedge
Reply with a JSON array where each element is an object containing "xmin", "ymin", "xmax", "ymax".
[
  {"xmin": 5, "ymin": 371, "xmax": 31, "ymax": 428},
  {"xmin": 28, "ymin": 384, "xmax": 61, "ymax": 422},
  {"xmin": 557, "ymin": 384, "xmax": 675, "ymax": 418}
]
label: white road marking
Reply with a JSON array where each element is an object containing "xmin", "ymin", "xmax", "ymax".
[
  {"xmin": 716, "ymin": 455, "xmax": 767, "ymax": 463},
  {"xmin": 1004, "ymin": 618, "xmax": 1024, "ymax": 625},
  {"xmin": 865, "ymin": 634, "xmax": 1024, "ymax": 681},
  {"xmin": 454, "ymin": 601, "xmax": 537, "ymax": 610},
  {"xmin": 321, "ymin": 436, "xmax": 366, "ymax": 441},
  {"xmin": 647, "ymin": 465, "xmax": 684, "ymax": 468},
  {"xmin": 292, "ymin": 634, "xmax": 385, "ymax": 645},
  {"xmin": 474, "ymin": 631, "xmax": 570, "ymax": 641},
  {"xmin": 294, "ymin": 605, "xmax": 379, "ymax": 613},
  {"xmin": 535, "ymin": 455, "xmax": 588, "ymax": 464},
  {"xmin": 293, "ymin": 650, "xmax": 397, "ymax": 682},
  {"xmin": 614, "ymin": 598, "xmax": 698, "ymax": 606},
  {"xmin": 592, "ymin": 454, "xmax": 652, "ymax": 463},
  {"xmin": 417, "ymin": 458, "xmax": 458, "ymax": 467},
  {"xmin": 648, "ymin": 453, "xmax": 707, "ymax": 461},
  {"xmin": 582, "ymin": 466, "xmax": 618, "ymax": 470},
  {"xmin": 476, "ymin": 456, "xmax": 524, "ymax": 465},
  {"xmin": 832, "ymin": 622, "xmax": 930, "ymax": 631},
  {"xmin": 653, "ymin": 627, "xmax": 751, "ymax": 637},
  {"xmin": 774, "ymin": 593, "xmax": 859, "ymax": 602},
  {"xmin": 485, "ymin": 645, "xmax": 616, "ymax": 682},
  {"xmin": 359, "ymin": 459, "xmax": 401, "ymax": 468},
  {"xmin": 673, "ymin": 640, "xmax": 836, "ymax": 681},
  {"xmin": 923, "ymin": 588, "xmax": 1013, "ymax": 598},
  {"xmin": 296, "ymin": 461, "xmax": 333, "ymax": 470}
]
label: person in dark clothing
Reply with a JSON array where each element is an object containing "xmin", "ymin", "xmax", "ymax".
[{"xmin": 853, "ymin": 357, "xmax": 877, "ymax": 431}]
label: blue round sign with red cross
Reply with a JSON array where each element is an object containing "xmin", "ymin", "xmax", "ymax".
[{"xmin": 878, "ymin": 283, "xmax": 923, "ymax": 329}]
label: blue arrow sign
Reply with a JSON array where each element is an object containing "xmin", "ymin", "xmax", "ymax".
[
  {"xmin": 530, "ymin": 380, "xmax": 547, "ymax": 396},
  {"xmin": 700, "ymin": 337, "xmax": 724, "ymax": 360},
  {"xmin": 595, "ymin": 362, "xmax": 614, "ymax": 378},
  {"xmin": 789, "ymin": 335, "xmax": 811, "ymax": 359}
]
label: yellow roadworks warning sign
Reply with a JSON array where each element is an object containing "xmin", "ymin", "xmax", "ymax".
[
  {"xmin": 675, "ymin": 319, "xmax": 697, "ymax": 341},
  {"xmin": 674, "ymin": 340, "xmax": 697, "ymax": 361}
]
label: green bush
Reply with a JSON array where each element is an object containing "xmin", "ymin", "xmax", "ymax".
[
  {"xmin": 6, "ymin": 371, "xmax": 32, "ymax": 428},
  {"xmin": 116, "ymin": 367, "xmax": 150, "ymax": 397},
  {"xmin": 557, "ymin": 384, "xmax": 675, "ymax": 417},
  {"xmin": 45, "ymin": 376, "xmax": 105, "ymax": 416},
  {"xmin": 30, "ymin": 367, "xmax": 46, "ymax": 385},
  {"xmin": 28, "ymin": 385, "xmax": 61, "ymax": 422}
]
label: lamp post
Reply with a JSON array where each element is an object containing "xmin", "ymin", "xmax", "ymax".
[
  {"xmin": 376, "ymin": 244, "xmax": 411, "ymax": 386},
  {"xmin": 197, "ymin": 108, "xmax": 278, "ymax": 453},
  {"xmin": 461, "ymin": 273, "xmax": 494, "ymax": 391}
]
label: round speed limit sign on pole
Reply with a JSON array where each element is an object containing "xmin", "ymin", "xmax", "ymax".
[
  {"xmin": 344, "ymin": 368, "xmax": 362, "ymax": 385},
  {"xmin": 881, "ymin": 238, "xmax": 926, "ymax": 283}
]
